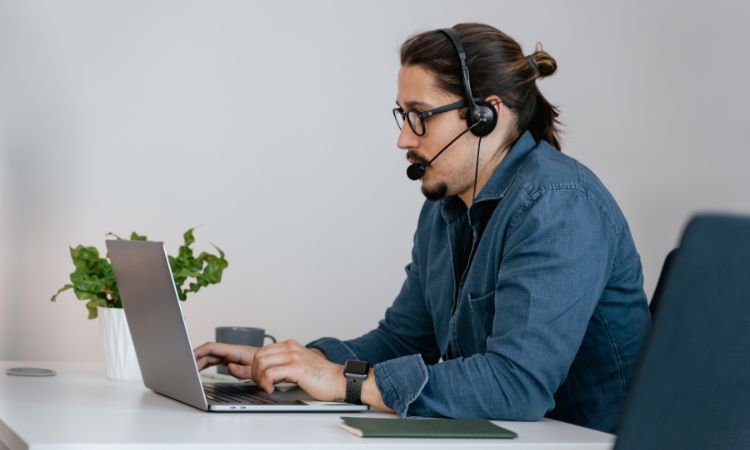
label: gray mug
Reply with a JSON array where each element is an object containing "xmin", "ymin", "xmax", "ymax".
[{"xmin": 215, "ymin": 326, "xmax": 277, "ymax": 375}]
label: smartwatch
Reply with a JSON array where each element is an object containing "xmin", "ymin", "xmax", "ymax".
[{"xmin": 343, "ymin": 359, "xmax": 369, "ymax": 404}]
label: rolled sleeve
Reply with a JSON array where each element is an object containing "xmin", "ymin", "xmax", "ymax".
[{"xmin": 373, "ymin": 354, "xmax": 429, "ymax": 416}]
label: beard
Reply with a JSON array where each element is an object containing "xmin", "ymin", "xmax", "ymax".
[
  {"xmin": 421, "ymin": 182, "xmax": 449, "ymax": 201},
  {"xmin": 407, "ymin": 149, "xmax": 451, "ymax": 201},
  {"xmin": 407, "ymin": 149, "xmax": 452, "ymax": 201}
]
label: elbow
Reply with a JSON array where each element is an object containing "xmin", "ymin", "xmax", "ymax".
[
  {"xmin": 504, "ymin": 382, "xmax": 556, "ymax": 421},
  {"xmin": 509, "ymin": 399, "xmax": 551, "ymax": 421},
  {"xmin": 484, "ymin": 359, "xmax": 556, "ymax": 421},
  {"xmin": 484, "ymin": 393, "xmax": 551, "ymax": 421}
]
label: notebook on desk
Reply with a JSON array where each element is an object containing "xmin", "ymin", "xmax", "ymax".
[
  {"xmin": 338, "ymin": 416, "xmax": 517, "ymax": 439},
  {"xmin": 106, "ymin": 239, "xmax": 368, "ymax": 413}
]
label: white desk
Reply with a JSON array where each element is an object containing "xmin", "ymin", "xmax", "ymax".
[{"xmin": 0, "ymin": 361, "xmax": 614, "ymax": 450}]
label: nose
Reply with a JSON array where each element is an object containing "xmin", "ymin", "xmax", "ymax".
[{"xmin": 396, "ymin": 123, "xmax": 419, "ymax": 151}]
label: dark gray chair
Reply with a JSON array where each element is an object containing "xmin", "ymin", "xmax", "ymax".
[
  {"xmin": 615, "ymin": 214, "xmax": 750, "ymax": 450},
  {"xmin": 649, "ymin": 248, "xmax": 679, "ymax": 318}
]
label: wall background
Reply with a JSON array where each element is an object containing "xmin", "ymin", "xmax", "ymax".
[{"xmin": 1, "ymin": 0, "xmax": 749, "ymax": 362}]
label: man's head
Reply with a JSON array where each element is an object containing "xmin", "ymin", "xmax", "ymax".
[{"xmin": 395, "ymin": 23, "xmax": 560, "ymax": 203}]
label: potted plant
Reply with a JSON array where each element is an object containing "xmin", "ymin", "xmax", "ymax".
[{"xmin": 51, "ymin": 228, "xmax": 228, "ymax": 380}]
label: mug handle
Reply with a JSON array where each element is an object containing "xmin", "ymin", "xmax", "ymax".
[{"xmin": 264, "ymin": 334, "xmax": 277, "ymax": 344}]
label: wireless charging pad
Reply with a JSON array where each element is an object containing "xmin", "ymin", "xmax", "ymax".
[{"xmin": 5, "ymin": 367, "xmax": 57, "ymax": 377}]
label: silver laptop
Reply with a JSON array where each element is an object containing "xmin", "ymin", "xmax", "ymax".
[{"xmin": 106, "ymin": 239, "xmax": 368, "ymax": 412}]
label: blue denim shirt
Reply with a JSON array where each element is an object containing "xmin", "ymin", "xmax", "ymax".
[{"xmin": 309, "ymin": 131, "xmax": 650, "ymax": 432}]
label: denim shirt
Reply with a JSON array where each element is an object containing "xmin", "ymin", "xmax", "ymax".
[{"xmin": 308, "ymin": 131, "xmax": 650, "ymax": 432}]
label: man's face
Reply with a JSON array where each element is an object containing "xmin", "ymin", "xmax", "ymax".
[{"xmin": 395, "ymin": 65, "xmax": 482, "ymax": 201}]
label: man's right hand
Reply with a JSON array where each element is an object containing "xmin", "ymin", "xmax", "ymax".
[{"xmin": 193, "ymin": 342, "xmax": 258, "ymax": 379}]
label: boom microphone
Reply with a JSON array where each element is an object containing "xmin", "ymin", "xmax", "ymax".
[{"xmin": 406, "ymin": 122, "xmax": 480, "ymax": 180}]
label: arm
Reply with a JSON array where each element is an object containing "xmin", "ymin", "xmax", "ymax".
[
  {"xmin": 308, "ymin": 204, "xmax": 441, "ymax": 365},
  {"xmin": 373, "ymin": 189, "xmax": 615, "ymax": 418},
  {"xmin": 198, "ymin": 191, "xmax": 612, "ymax": 417},
  {"xmin": 303, "ymin": 349, "xmax": 392, "ymax": 412},
  {"xmin": 195, "ymin": 207, "xmax": 436, "ymax": 411}
]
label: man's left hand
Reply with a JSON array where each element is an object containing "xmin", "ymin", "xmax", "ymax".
[{"xmin": 249, "ymin": 339, "xmax": 346, "ymax": 402}]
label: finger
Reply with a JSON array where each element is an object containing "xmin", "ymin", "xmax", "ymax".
[
  {"xmin": 193, "ymin": 342, "xmax": 236, "ymax": 359},
  {"xmin": 227, "ymin": 363, "xmax": 253, "ymax": 379},
  {"xmin": 258, "ymin": 364, "xmax": 302, "ymax": 394},
  {"xmin": 251, "ymin": 351, "xmax": 299, "ymax": 382},
  {"xmin": 195, "ymin": 355, "xmax": 223, "ymax": 371},
  {"xmin": 193, "ymin": 342, "xmax": 256, "ymax": 365},
  {"xmin": 193, "ymin": 341, "xmax": 218, "ymax": 358}
]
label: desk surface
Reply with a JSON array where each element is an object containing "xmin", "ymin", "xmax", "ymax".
[{"xmin": 0, "ymin": 361, "xmax": 614, "ymax": 450}]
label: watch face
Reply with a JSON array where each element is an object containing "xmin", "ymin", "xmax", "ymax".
[{"xmin": 344, "ymin": 360, "xmax": 368, "ymax": 375}]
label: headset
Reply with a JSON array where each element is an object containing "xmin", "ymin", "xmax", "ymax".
[
  {"xmin": 438, "ymin": 28, "xmax": 498, "ymax": 137},
  {"xmin": 406, "ymin": 27, "xmax": 499, "ymax": 182}
]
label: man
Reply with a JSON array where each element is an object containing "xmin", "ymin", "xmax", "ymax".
[{"xmin": 194, "ymin": 23, "xmax": 650, "ymax": 432}]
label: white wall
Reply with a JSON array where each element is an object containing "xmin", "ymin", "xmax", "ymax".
[{"xmin": 1, "ymin": 0, "xmax": 749, "ymax": 362}]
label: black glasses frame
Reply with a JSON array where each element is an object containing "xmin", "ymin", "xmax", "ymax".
[{"xmin": 392, "ymin": 99, "xmax": 468, "ymax": 136}]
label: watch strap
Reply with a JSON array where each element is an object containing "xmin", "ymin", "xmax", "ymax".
[
  {"xmin": 343, "ymin": 360, "xmax": 369, "ymax": 404},
  {"xmin": 345, "ymin": 373, "xmax": 365, "ymax": 404}
]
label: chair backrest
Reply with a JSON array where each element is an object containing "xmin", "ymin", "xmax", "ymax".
[
  {"xmin": 648, "ymin": 248, "xmax": 679, "ymax": 318},
  {"xmin": 615, "ymin": 214, "xmax": 750, "ymax": 450}
]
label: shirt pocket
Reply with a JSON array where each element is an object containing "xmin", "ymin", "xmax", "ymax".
[{"xmin": 467, "ymin": 291, "xmax": 496, "ymax": 345}]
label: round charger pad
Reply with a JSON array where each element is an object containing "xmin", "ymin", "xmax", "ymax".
[{"xmin": 5, "ymin": 367, "xmax": 57, "ymax": 377}]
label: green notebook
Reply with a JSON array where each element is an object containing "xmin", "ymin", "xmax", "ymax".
[{"xmin": 338, "ymin": 417, "xmax": 517, "ymax": 439}]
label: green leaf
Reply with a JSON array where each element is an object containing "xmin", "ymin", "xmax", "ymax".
[
  {"xmin": 183, "ymin": 228, "xmax": 196, "ymax": 246},
  {"xmin": 130, "ymin": 231, "xmax": 148, "ymax": 241},
  {"xmin": 86, "ymin": 301, "xmax": 99, "ymax": 319},
  {"xmin": 53, "ymin": 227, "xmax": 228, "ymax": 317},
  {"xmin": 169, "ymin": 228, "xmax": 228, "ymax": 301},
  {"xmin": 212, "ymin": 244, "xmax": 226, "ymax": 260},
  {"xmin": 51, "ymin": 284, "xmax": 73, "ymax": 302}
]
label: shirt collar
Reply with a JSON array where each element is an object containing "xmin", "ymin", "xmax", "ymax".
[{"xmin": 440, "ymin": 130, "xmax": 538, "ymax": 224}]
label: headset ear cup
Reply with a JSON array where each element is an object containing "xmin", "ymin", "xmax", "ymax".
[{"xmin": 468, "ymin": 99, "xmax": 498, "ymax": 137}]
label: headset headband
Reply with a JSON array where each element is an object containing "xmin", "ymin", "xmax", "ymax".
[{"xmin": 438, "ymin": 28, "xmax": 479, "ymax": 112}]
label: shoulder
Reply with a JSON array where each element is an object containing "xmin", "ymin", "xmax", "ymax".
[
  {"xmin": 509, "ymin": 141, "xmax": 627, "ymax": 236},
  {"xmin": 515, "ymin": 141, "xmax": 591, "ymax": 194}
]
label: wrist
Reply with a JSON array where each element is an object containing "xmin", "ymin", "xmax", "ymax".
[
  {"xmin": 361, "ymin": 368, "xmax": 393, "ymax": 412},
  {"xmin": 360, "ymin": 368, "xmax": 377, "ymax": 405},
  {"xmin": 337, "ymin": 367, "xmax": 347, "ymax": 401}
]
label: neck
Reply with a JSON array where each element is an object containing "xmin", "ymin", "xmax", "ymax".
[{"xmin": 457, "ymin": 147, "xmax": 508, "ymax": 208}]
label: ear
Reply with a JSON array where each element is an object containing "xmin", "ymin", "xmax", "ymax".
[{"xmin": 485, "ymin": 95, "xmax": 503, "ymax": 117}]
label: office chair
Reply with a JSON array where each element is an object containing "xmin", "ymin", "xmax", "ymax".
[{"xmin": 649, "ymin": 248, "xmax": 679, "ymax": 318}]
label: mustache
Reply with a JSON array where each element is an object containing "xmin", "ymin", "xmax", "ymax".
[{"xmin": 406, "ymin": 150, "xmax": 429, "ymax": 166}]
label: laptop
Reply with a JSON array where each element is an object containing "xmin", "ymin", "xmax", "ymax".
[
  {"xmin": 614, "ymin": 214, "xmax": 750, "ymax": 449},
  {"xmin": 106, "ymin": 239, "xmax": 368, "ymax": 413}
]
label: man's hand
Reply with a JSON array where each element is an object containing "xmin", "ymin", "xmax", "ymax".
[
  {"xmin": 193, "ymin": 340, "xmax": 346, "ymax": 402},
  {"xmin": 194, "ymin": 340, "xmax": 393, "ymax": 412},
  {"xmin": 250, "ymin": 339, "xmax": 346, "ymax": 402},
  {"xmin": 193, "ymin": 342, "xmax": 258, "ymax": 379}
]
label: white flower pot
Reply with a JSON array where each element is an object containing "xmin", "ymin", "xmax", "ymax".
[{"xmin": 97, "ymin": 306, "xmax": 142, "ymax": 381}]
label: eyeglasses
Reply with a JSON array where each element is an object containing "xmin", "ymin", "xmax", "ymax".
[{"xmin": 392, "ymin": 99, "xmax": 467, "ymax": 136}]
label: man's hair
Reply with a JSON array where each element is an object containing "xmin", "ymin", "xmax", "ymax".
[{"xmin": 400, "ymin": 23, "xmax": 562, "ymax": 150}]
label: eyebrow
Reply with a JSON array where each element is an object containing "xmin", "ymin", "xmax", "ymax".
[{"xmin": 395, "ymin": 100, "xmax": 433, "ymax": 110}]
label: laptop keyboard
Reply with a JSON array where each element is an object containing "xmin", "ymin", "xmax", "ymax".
[{"xmin": 203, "ymin": 383, "xmax": 289, "ymax": 405}]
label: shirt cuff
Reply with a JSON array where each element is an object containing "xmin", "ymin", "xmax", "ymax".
[
  {"xmin": 373, "ymin": 354, "xmax": 429, "ymax": 417},
  {"xmin": 305, "ymin": 337, "xmax": 359, "ymax": 364}
]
